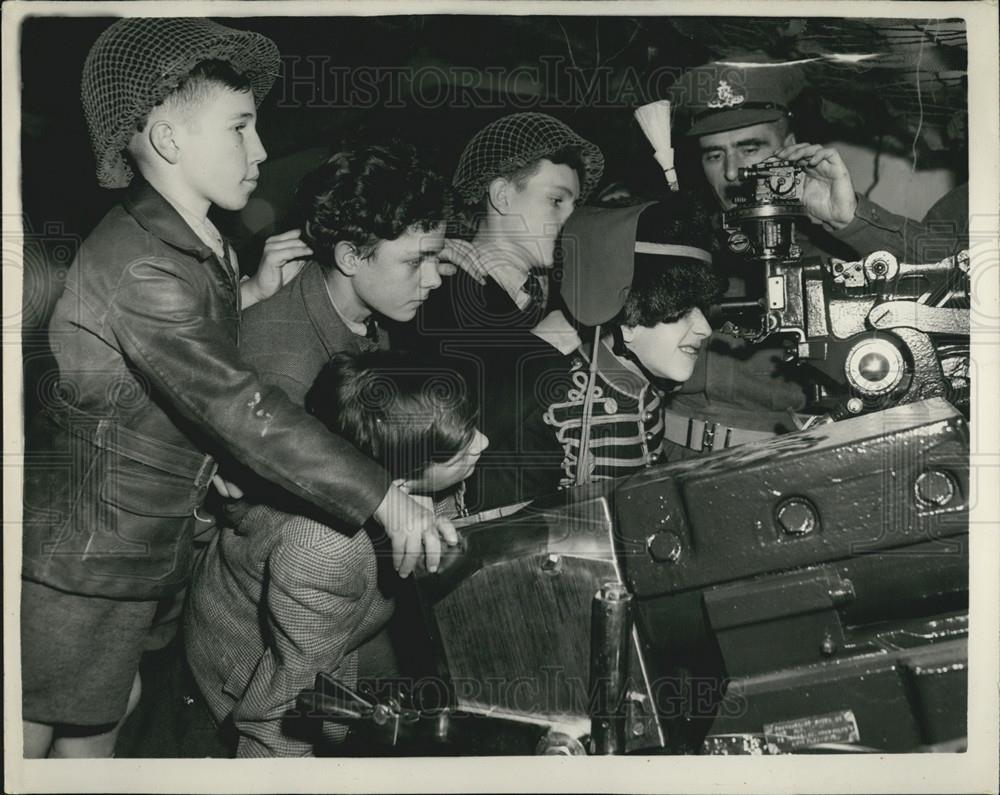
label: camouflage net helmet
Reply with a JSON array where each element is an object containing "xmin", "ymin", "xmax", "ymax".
[
  {"xmin": 81, "ymin": 17, "xmax": 281, "ymax": 189},
  {"xmin": 452, "ymin": 112, "xmax": 605, "ymax": 206}
]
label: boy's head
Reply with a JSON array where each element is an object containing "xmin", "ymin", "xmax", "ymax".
[
  {"xmin": 297, "ymin": 143, "xmax": 451, "ymax": 322},
  {"xmin": 305, "ymin": 351, "xmax": 487, "ymax": 494},
  {"xmin": 613, "ymin": 202, "xmax": 719, "ymax": 382},
  {"xmin": 82, "ymin": 17, "xmax": 280, "ymax": 191},
  {"xmin": 561, "ymin": 198, "xmax": 720, "ymax": 383},
  {"xmin": 452, "ymin": 113, "xmax": 605, "ymax": 268}
]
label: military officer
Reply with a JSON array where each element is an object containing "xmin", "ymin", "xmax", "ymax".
[{"xmin": 659, "ymin": 56, "xmax": 967, "ymax": 454}]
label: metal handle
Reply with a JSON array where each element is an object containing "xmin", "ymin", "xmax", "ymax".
[{"xmin": 589, "ymin": 582, "xmax": 633, "ymax": 754}]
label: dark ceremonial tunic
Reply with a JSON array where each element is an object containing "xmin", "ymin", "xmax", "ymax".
[
  {"xmin": 476, "ymin": 312, "xmax": 670, "ymax": 508},
  {"xmin": 540, "ymin": 338, "xmax": 666, "ymax": 488}
]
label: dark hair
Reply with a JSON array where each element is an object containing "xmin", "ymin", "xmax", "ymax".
[
  {"xmin": 614, "ymin": 198, "xmax": 722, "ymax": 328},
  {"xmin": 505, "ymin": 146, "xmax": 588, "ymax": 192},
  {"xmin": 296, "ymin": 143, "xmax": 451, "ymax": 271},
  {"xmin": 305, "ymin": 351, "xmax": 477, "ymax": 480},
  {"xmin": 156, "ymin": 59, "xmax": 252, "ymax": 122}
]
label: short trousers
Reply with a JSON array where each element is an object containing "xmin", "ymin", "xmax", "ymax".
[{"xmin": 21, "ymin": 578, "xmax": 160, "ymax": 727}]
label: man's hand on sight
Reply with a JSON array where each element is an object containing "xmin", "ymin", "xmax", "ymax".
[{"xmin": 776, "ymin": 143, "xmax": 858, "ymax": 231}]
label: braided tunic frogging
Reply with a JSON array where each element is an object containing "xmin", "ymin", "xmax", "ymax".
[{"xmin": 543, "ymin": 353, "xmax": 666, "ymax": 488}]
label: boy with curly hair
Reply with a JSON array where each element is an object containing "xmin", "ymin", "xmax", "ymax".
[
  {"xmin": 237, "ymin": 142, "xmax": 451, "ymax": 406},
  {"xmin": 21, "ymin": 18, "xmax": 453, "ymax": 758}
]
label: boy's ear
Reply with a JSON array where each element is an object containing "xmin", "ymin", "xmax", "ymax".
[
  {"xmin": 334, "ymin": 241, "xmax": 362, "ymax": 275},
  {"xmin": 148, "ymin": 120, "xmax": 181, "ymax": 166},
  {"xmin": 487, "ymin": 177, "xmax": 511, "ymax": 215},
  {"xmin": 620, "ymin": 325, "xmax": 636, "ymax": 344}
]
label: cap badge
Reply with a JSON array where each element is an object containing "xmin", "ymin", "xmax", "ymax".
[{"xmin": 707, "ymin": 80, "xmax": 746, "ymax": 109}]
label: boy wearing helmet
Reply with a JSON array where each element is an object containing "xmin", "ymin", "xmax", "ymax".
[
  {"xmin": 21, "ymin": 18, "xmax": 454, "ymax": 758},
  {"xmin": 430, "ymin": 112, "xmax": 604, "ymax": 328},
  {"xmin": 413, "ymin": 113, "xmax": 604, "ymax": 510}
]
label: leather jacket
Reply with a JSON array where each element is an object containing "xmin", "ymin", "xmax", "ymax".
[{"xmin": 22, "ymin": 179, "xmax": 391, "ymax": 599}]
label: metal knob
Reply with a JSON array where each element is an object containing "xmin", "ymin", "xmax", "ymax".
[{"xmin": 863, "ymin": 250, "xmax": 899, "ymax": 281}]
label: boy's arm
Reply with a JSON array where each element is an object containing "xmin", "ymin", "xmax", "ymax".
[
  {"xmin": 233, "ymin": 527, "xmax": 374, "ymax": 757},
  {"xmin": 109, "ymin": 254, "xmax": 389, "ymax": 530}
]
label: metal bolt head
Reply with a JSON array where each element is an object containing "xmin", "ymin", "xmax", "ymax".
[
  {"xmin": 599, "ymin": 581, "xmax": 630, "ymax": 601},
  {"xmin": 776, "ymin": 498, "xmax": 818, "ymax": 536},
  {"xmin": 727, "ymin": 231, "xmax": 752, "ymax": 254},
  {"xmin": 915, "ymin": 470, "xmax": 955, "ymax": 507},
  {"xmin": 541, "ymin": 553, "xmax": 562, "ymax": 573},
  {"xmin": 647, "ymin": 531, "xmax": 683, "ymax": 563},
  {"xmin": 536, "ymin": 730, "xmax": 586, "ymax": 756}
]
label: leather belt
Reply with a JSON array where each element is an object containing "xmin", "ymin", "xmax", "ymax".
[
  {"xmin": 45, "ymin": 405, "xmax": 217, "ymax": 486},
  {"xmin": 662, "ymin": 409, "xmax": 777, "ymax": 453}
]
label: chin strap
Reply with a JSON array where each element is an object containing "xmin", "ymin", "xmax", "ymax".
[
  {"xmin": 575, "ymin": 325, "xmax": 602, "ymax": 487},
  {"xmin": 610, "ymin": 326, "xmax": 655, "ymax": 382},
  {"xmin": 610, "ymin": 325, "xmax": 682, "ymax": 392}
]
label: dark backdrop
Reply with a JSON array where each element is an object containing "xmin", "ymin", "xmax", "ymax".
[{"xmin": 18, "ymin": 14, "xmax": 969, "ymax": 416}]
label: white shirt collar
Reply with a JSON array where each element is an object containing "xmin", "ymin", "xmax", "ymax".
[
  {"xmin": 322, "ymin": 275, "xmax": 369, "ymax": 338},
  {"xmin": 530, "ymin": 309, "xmax": 580, "ymax": 354},
  {"xmin": 158, "ymin": 192, "xmax": 227, "ymax": 263}
]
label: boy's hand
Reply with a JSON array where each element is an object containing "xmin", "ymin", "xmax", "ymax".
[
  {"xmin": 775, "ymin": 143, "xmax": 858, "ymax": 231},
  {"xmin": 211, "ymin": 473, "xmax": 244, "ymax": 500},
  {"xmin": 437, "ymin": 238, "xmax": 538, "ymax": 289},
  {"xmin": 373, "ymin": 484, "xmax": 459, "ymax": 578},
  {"xmin": 437, "ymin": 238, "xmax": 487, "ymax": 284},
  {"xmin": 242, "ymin": 229, "xmax": 313, "ymax": 308}
]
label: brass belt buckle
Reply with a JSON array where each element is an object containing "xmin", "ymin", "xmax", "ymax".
[
  {"xmin": 701, "ymin": 421, "xmax": 718, "ymax": 452},
  {"xmin": 686, "ymin": 418, "xmax": 720, "ymax": 452}
]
